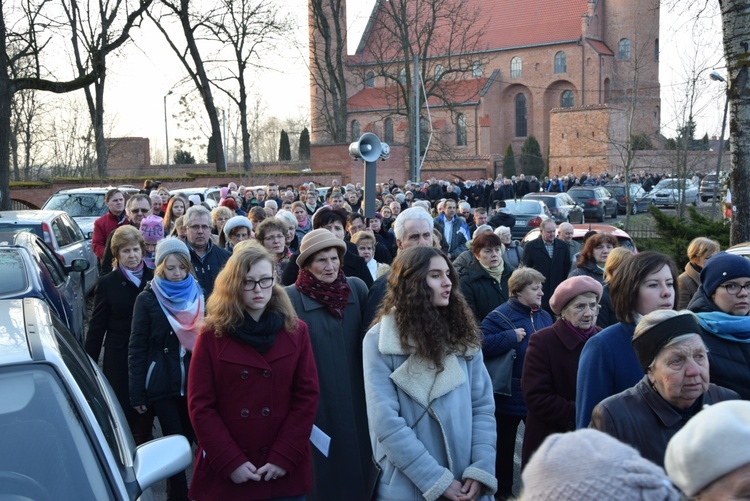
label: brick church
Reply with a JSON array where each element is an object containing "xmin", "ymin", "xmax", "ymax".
[{"xmin": 308, "ymin": 0, "xmax": 661, "ymax": 181}]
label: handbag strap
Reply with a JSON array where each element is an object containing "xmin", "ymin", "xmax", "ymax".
[{"xmin": 490, "ymin": 309, "xmax": 516, "ymax": 330}]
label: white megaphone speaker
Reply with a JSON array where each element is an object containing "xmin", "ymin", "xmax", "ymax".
[{"xmin": 349, "ymin": 132, "xmax": 382, "ymax": 162}]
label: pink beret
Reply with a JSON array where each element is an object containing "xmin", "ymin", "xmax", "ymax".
[{"xmin": 549, "ymin": 276, "xmax": 603, "ymax": 315}]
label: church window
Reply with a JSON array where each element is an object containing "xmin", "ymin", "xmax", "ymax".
[
  {"xmin": 554, "ymin": 51, "xmax": 567, "ymax": 73},
  {"xmin": 561, "ymin": 90, "xmax": 574, "ymax": 108},
  {"xmin": 434, "ymin": 64, "xmax": 444, "ymax": 81},
  {"xmin": 472, "ymin": 61, "xmax": 483, "ymax": 77},
  {"xmin": 384, "ymin": 118, "xmax": 394, "ymax": 143},
  {"xmin": 457, "ymin": 114, "xmax": 467, "ymax": 146},
  {"xmin": 511, "ymin": 57, "xmax": 522, "ymax": 78},
  {"xmin": 515, "ymin": 93, "xmax": 527, "ymax": 137},
  {"xmin": 365, "ymin": 71, "xmax": 375, "ymax": 88},
  {"xmin": 351, "ymin": 120, "xmax": 360, "ymax": 141},
  {"xmin": 399, "ymin": 68, "xmax": 407, "ymax": 84},
  {"xmin": 618, "ymin": 38, "xmax": 631, "ymax": 60}
]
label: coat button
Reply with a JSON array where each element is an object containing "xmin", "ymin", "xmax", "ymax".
[
  {"xmin": 240, "ymin": 408, "xmax": 249, "ymax": 418},
  {"xmin": 263, "ymin": 370, "xmax": 271, "ymax": 378},
  {"xmin": 261, "ymin": 407, "xmax": 271, "ymax": 417},
  {"xmin": 240, "ymin": 370, "xmax": 249, "ymax": 379},
  {"xmin": 260, "ymin": 446, "xmax": 269, "ymax": 455}
]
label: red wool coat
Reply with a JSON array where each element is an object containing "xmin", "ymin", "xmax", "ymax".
[{"xmin": 188, "ymin": 319, "xmax": 320, "ymax": 501}]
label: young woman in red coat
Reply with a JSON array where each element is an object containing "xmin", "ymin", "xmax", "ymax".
[{"xmin": 188, "ymin": 243, "xmax": 320, "ymax": 501}]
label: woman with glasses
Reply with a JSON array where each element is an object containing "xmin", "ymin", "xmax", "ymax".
[
  {"xmin": 521, "ymin": 275, "xmax": 603, "ymax": 467},
  {"xmin": 576, "ymin": 251, "xmax": 677, "ymax": 429},
  {"xmin": 256, "ymin": 218, "xmax": 293, "ymax": 277},
  {"xmin": 284, "ymin": 229, "xmax": 375, "ymax": 501},
  {"xmin": 188, "ymin": 245, "xmax": 319, "ymax": 501},
  {"xmin": 689, "ymin": 252, "xmax": 750, "ymax": 400}
]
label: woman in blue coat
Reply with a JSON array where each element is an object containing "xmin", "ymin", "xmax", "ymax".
[{"xmin": 480, "ymin": 267, "xmax": 552, "ymax": 500}]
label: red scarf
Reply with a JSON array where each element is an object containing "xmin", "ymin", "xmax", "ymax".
[{"xmin": 295, "ymin": 268, "xmax": 350, "ymax": 319}]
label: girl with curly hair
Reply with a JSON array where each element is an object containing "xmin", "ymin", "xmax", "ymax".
[
  {"xmin": 364, "ymin": 246, "xmax": 497, "ymax": 501},
  {"xmin": 187, "ymin": 245, "xmax": 319, "ymax": 501}
]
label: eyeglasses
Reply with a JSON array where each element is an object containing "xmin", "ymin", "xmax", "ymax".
[
  {"xmin": 189, "ymin": 224, "xmax": 211, "ymax": 231},
  {"xmin": 130, "ymin": 208, "xmax": 150, "ymax": 214},
  {"xmin": 718, "ymin": 283, "xmax": 750, "ymax": 295},
  {"xmin": 263, "ymin": 234, "xmax": 285, "ymax": 242},
  {"xmin": 243, "ymin": 277, "xmax": 274, "ymax": 290}
]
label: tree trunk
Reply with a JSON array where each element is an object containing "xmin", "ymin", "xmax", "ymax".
[
  {"xmin": 238, "ymin": 72, "xmax": 251, "ymax": 172},
  {"xmin": 722, "ymin": 0, "xmax": 750, "ymax": 244},
  {"xmin": 0, "ymin": 13, "xmax": 11, "ymax": 209}
]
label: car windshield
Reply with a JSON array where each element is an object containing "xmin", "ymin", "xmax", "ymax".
[
  {"xmin": 505, "ymin": 201, "xmax": 543, "ymax": 214},
  {"xmin": 527, "ymin": 196, "xmax": 555, "ymax": 208},
  {"xmin": 656, "ymin": 180, "xmax": 691, "ymax": 190},
  {"xmin": 607, "ymin": 186, "xmax": 625, "ymax": 196},
  {"xmin": 0, "ymin": 365, "xmax": 112, "ymax": 500},
  {"xmin": 43, "ymin": 194, "xmax": 106, "ymax": 218},
  {"xmin": 0, "ymin": 249, "xmax": 29, "ymax": 296},
  {"xmin": 0, "ymin": 223, "xmax": 43, "ymax": 239},
  {"xmin": 570, "ymin": 190, "xmax": 594, "ymax": 199}
]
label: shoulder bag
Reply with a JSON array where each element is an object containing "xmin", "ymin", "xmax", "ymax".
[{"xmin": 483, "ymin": 310, "xmax": 517, "ymax": 396}]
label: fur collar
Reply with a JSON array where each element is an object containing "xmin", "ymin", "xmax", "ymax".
[{"xmin": 378, "ymin": 313, "xmax": 478, "ymax": 408}]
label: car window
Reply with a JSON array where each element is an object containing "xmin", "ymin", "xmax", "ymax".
[
  {"xmin": 562, "ymin": 194, "xmax": 575, "ymax": 205},
  {"xmin": 0, "ymin": 249, "xmax": 28, "ymax": 295},
  {"xmin": 505, "ymin": 201, "xmax": 544, "ymax": 213},
  {"xmin": 43, "ymin": 193, "xmax": 107, "ymax": 217},
  {"xmin": 60, "ymin": 215, "xmax": 85, "ymax": 242},
  {"xmin": 206, "ymin": 190, "xmax": 220, "ymax": 203},
  {"xmin": 34, "ymin": 241, "xmax": 66, "ymax": 286},
  {"xmin": 0, "ymin": 365, "xmax": 111, "ymax": 499},
  {"xmin": 52, "ymin": 218, "xmax": 74, "ymax": 248},
  {"xmin": 570, "ymin": 190, "xmax": 593, "ymax": 199}
]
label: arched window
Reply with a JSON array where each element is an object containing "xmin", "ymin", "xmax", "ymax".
[
  {"xmin": 654, "ymin": 39, "xmax": 659, "ymax": 61},
  {"xmin": 604, "ymin": 78, "xmax": 611, "ymax": 103},
  {"xmin": 510, "ymin": 57, "xmax": 522, "ymax": 78},
  {"xmin": 561, "ymin": 90, "xmax": 574, "ymax": 108},
  {"xmin": 365, "ymin": 71, "xmax": 375, "ymax": 88},
  {"xmin": 618, "ymin": 38, "xmax": 631, "ymax": 60},
  {"xmin": 351, "ymin": 120, "xmax": 360, "ymax": 141},
  {"xmin": 456, "ymin": 114, "xmax": 467, "ymax": 146},
  {"xmin": 515, "ymin": 93, "xmax": 527, "ymax": 137},
  {"xmin": 434, "ymin": 64, "xmax": 444, "ymax": 81},
  {"xmin": 399, "ymin": 68, "xmax": 407, "ymax": 84},
  {"xmin": 554, "ymin": 51, "xmax": 567, "ymax": 73},
  {"xmin": 472, "ymin": 61, "xmax": 483, "ymax": 77},
  {"xmin": 384, "ymin": 118, "xmax": 394, "ymax": 144},
  {"xmin": 419, "ymin": 117, "xmax": 429, "ymax": 154}
]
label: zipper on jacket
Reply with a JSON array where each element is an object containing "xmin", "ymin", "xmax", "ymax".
[{"xmin": 179, "ymin": 343, "xmax": 186, "ymax": 397}]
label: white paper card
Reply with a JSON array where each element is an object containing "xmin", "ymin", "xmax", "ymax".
[{"xmin": 310, "ymin": 425, "xmax": 331, "ymax": 457}]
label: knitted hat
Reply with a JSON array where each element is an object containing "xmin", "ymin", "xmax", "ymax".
[
  {"xmin": 523, "ymin": 429, "xmax": 681, "ymax": 500},
  {"xmin": 700, "ymin": 251, "xmax": 750, "ymax": 297},
  {"xmin": 395, "ymin": 193, "xmax": 406, "ymax": 203},
  {"xmin": 155, "ymin": 237, "xmax": 190, "ymax": 267},
  {"xmin": 549, "ymin": 275, "xmax": 603, "ymax": 315},
  {"xmin": 223, "ymin": 216, "xmax": 253, "ymax": 238},
  {"xmin": 139, "ymin": 215, "xmax": 164, "ymax": 243},
  {"xmin": 665, "ymin": 400, "xmax": 750, "ymax": 497},
  {"xmin": 296, "ymin": 228, "xmax": 346, "ymax": 267}
]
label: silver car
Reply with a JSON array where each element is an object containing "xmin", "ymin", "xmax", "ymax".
[
  {"xmin": 650, "ymin": 178, "xmax": 700, "ymax": 207},
  {"xmin": 0, "ymin": 210, "xmax": 99, "ymax": 295},
  {"xmin": 0, "ymin": 298, "xmax": 192, "ymax": 500},
  {"xmin": 41, "ymin": 186, "xmax": 140, "ymax": 238}
]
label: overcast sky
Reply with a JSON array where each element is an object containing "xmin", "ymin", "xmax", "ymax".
[{"xmin": 102, "ymin": 0, "xmax": 726, "ymax": 158}]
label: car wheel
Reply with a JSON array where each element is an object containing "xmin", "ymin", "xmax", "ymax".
[{"xmin": 701, "ymin": 196, "xmax": 708, "ymax": 203}]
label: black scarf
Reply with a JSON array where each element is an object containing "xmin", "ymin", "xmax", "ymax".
[{"xmin": 229, "ymin": 310, "xmax": 284, "ymax": 353}]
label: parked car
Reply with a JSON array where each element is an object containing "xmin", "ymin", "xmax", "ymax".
[
  {"xmin": 501, "ymin": 199, "xmax": 553, "ymax": 240},
  {"xmin": 521, "ymin": 223, "xmax": 637, "ymax": 253},
  {"xmin": 725, "ymin": 242, "xmax": 750, "ymax": 260},
  {"xmin": 699, "ymin": 173, "xmax": 725, "ymax": 202},
  {"xmin": 0, "ymin": 231, "xmax": 89, "ymax": 340},
  {"xmin": 650, "ymin": 178, "xmax": 700, "ymax": 207},
  {"xmin": 523, "ymin": 192, "xmax": 585, "ymax": 224},
  {"xmin": 0, "ymin": 210, "xmax": 99, "ymax": 295},
  {"xmin": 605, "ymin": 184, "xmax": 654, "ymax": 215},
  {"xmin": 169, "ymin": 187, "xmax": 221, "ymax": 209},
  {"xmin": 42, "ymin": 186, "xmax": 140, "ymax": 237},
  {"xmin": 0, "ymin": 297, "xmax": 192, "ymax": 500},
  {"xmin": 567, "ymin": 186, "xmax": 618, "ymax": 221}
]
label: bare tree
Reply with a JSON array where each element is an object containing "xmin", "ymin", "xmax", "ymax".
[
  {"xmin": 353, "ymin": 0, "xmax": 489, "ymax": 178},
  {"xmin": 202, "ymin": 0, "xmax": 293, "ymax": 172},
  {"xmin": 10, "ymin": 89, "xmax": 49, "ymax": 181}
]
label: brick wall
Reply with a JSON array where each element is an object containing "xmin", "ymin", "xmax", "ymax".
[{"xmin": 106, "ymin": 137, "xmax": 151, "ymax": 172}]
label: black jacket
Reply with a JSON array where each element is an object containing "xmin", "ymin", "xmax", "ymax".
[
  {"xmin": 592, "ymin": 376, "xmax": 739, "ymax": 466},
  {"xmin": 458, "ymin": 258, "xmax": 511, "ymax": 323},
  {"xmin": 129, "ymin": 285, "xmax": 191, "ymax": 406},
  {"xmin": 569, "ymin": 260, "xmax": 605, "ymax": 283},
  {"xmin": 521, "ymin": 237, "xmax": 571, "ymax": 314},
  {"xmin": 188, "ymin": 240, "xmax": 230, "ymax": 298}
]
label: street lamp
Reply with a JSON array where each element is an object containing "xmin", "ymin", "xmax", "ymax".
[
  {"xmin": 164, "ymin": 90, "xmax": 173, "ymax": 175},
  {"xmin": 709, "ymin": 70, "xmax": 728, "ymax": 220}
]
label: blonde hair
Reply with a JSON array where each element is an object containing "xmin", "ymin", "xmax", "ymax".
[
  {"xmin": 110, "ymin": 226, "xmax": 145, "ymax": 268},
  {"xmin": 687, "ymin": 237, "xmax": 720, "ymax": 264},
  {"xmin": 604, "ymin": 247, "xmax": 634, "ymax": 283},
  {"xmin": 203, "ymin": 245, "xmax": 298, "ymax": 335},
  {"xmin": 508, "ymin": 267, "xmax": 546, "ymax": 296},
  {"xmin": 350, "ymin": 231, "xmax": 375, "ymax": 247},
  {"xmin": 212, "ymin": 206, "xmax": 233, "ymax": 227},
  {"xmin": 154, "ymin": 252, "xmax": 194, "ymax": 279}
]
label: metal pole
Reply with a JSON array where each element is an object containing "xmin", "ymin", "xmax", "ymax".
[
  {"xmin": 413, "ymin": 54, "xmax": 420, "ymax": 183},
  {"xmin": 164, "ymin": 91, "xmax": 172, "ymax": 175},
  {"xmin": 364, "ymin": 159, "xmax": 377, "ymax": 219},
  {"xmin": 711, "ymin": 83, "xmax": 729, "ymax": 220}
]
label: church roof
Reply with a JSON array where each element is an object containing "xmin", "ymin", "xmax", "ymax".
[{"xmin": 355, "ymin": 0, "xmax": 589, "ymax": 61}]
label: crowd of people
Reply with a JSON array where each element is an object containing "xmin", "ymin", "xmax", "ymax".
[{"xmin": 82, "ymin": 175, "xmax": 750, "ymax": 501}]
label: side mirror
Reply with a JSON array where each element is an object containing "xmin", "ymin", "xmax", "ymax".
[
  {"xmin": 86, "ymin": 232, "xmax": 93, "ymax": 239},
  {"xmin": 134, "ymin": 435, "xmax": 192, "ymax": 492},
  {"xmin": 66, "ymin": 259, "xmax": 90, "ymax": 273}
]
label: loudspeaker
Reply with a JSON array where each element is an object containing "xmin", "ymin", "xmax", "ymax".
[{"xmin": 349, "ymin": 133, "xmax": 382, "ymax": 162}]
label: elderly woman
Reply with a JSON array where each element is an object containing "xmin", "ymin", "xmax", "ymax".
[
  {"xmin": 351, "ymin": 230, "xmax": 388, "ymax": 281},
  {"xmin": 495, "ymin": 225, "xmax": 522, "ymax": 271},
  {"xmin": 284, "ymin": 230, "xmax": 375, "ymax": 500},
  {"xmin": 677, "ymin": 237, "xmax": 720, "ymax": 309},
  {"xmin": 689, "ymin": 252, "xmax": 750, "ymax": 399},
  {"xmin": 480, "ymin": 267, "xmax": 553, "ymax": 499},
  {"xmin": 521, "ymin": 275, "xmax": 602, "ymax": 466},
  {"xmin": 85, "ymin": 225, "xmax": 154, "ymax": 444},
  {"xmin": 275, "ymin": 209, "xmax": 300, "ymax": 254},
  {"xmin": 459, "ymin": 232, "xmax": 512, "ymax": 322},
  {"xmin": 255, "ymin": 217, "xmax": 292, "ymax": 277},
  {"xmin": 364, "ymin": 246, "xmax": 497, "ymax": 501},
  {"xmin": 210, "ymin": 206, "xmax": 233, "ymax": 244},
  {"xmin": 219, "ymin": 216, "xmax": 253, "ymax": 252},
  {"xmin": 292, "ymin": 201, "xmax": 313, "ymax": 241},
  {"xmin": 596, "ymin": 246, "xmax": 634, "ymax": 329},
  {"xmin": 591, "ymin": 310, "xmax": 738, "ymax": 467},
  {"xmin": 576, "ymin": 251, "xmax": 678, "ymax": 429},
  {"xmin": 569, "ymin": 233, "xmax": 619, "ymax": 283}
]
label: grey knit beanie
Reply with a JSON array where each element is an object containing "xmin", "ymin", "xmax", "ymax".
[
  {"xmin": 521, "ymin": 429, "xmax": 681, "ymax": 500},
  {"xmin": 155, "ymin": 237, "xmax": 190, "ymax": 267}
]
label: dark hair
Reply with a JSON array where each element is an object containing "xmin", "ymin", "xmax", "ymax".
[
  {"xmin": 105, "ymin": 188, "xmax": 123, "ymax": 203},
  {"xmin": 377, "ymin": 246, "xmax": 480, "ymax": 370},
  {"xmin": 248, "ymin": 206, "xmax": 267, "ymax": 225},
  {"xmin": 610, "ymin": 251, "xmax": 679, "ymax": 323},
  {"xmin": 127, "ymin": 193, "xmax": 150, "ymax": 210},
  {"xmin": 472, "ymin": 232, "xmax": 503, "ymax": 256},
  {"xmin": 313, "ymin": 206, "xmax": 348, "ymax": 229},
  {"xmin": 576, "ymin": 233, "xmax": 619, "ymax": 267},
  {"xmin": 346, "ymin": 212, "xmax": 364, "ymax": 227}
]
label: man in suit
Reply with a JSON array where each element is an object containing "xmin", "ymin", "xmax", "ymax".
[{"xmin": 522, "ymin": 218, "xmax": 571, "ymax": 314}]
